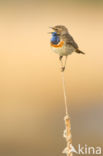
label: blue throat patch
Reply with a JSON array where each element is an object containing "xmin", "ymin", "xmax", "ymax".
[{"xmin": 51, "ymin": 32, "xmax": 60, "ymax": 45}]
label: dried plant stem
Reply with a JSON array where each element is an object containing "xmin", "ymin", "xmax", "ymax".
[{"xmin": 61, "ymin": 72, "xmax": 73, "ymax": 156}]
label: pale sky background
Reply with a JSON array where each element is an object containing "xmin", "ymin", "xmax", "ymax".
[{"xmin": 0, "ymin": 0, "xmax": 103, "ymax": 156}]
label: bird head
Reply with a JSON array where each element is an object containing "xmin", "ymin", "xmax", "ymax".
[{"xmin": 50, "ymin": 25, "xmax": 68, "ymax": 35}]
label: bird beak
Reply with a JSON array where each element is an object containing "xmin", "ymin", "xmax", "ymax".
[
  {"xmin": 49, "ymin": 26, "xmax": 56, "ymax": 30},
  {"xmin": 48, "ymin": 27, "xmax": 56, "ymax": 34},
  {"xmin": 49, "ymin": 26, "xmax": 54, "ymax": 29},
  {"xmin": 48, "ymin": 27, "xmax": 54, "ymax": 34}
]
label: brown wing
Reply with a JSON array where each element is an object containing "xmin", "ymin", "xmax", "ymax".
[{"xmin": 62, "ymin": 33, "xmax": 78, "ymax": 49}]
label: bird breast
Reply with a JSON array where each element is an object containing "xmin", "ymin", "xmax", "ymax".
[
  {"xmin": 50, "ymin": 40, "xmax": 74, "ymax": 56},
  {"xmin": 50, "ymin": 40, "xmax": 64, "ymax": 48},
  {"xmin": 50, "ymin": 40, "xmax": 67, "ymax": 56}
]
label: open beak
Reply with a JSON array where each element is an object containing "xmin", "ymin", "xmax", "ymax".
[
  {"xmin": 48, "ymin": 27, "xmax": 55, "ymax": 34},
  {"xmin": 48, "ymin": 27, "xmax": 57, "ymax": 34},
  {"xmin": 49, "ymin": 26, "xmax": 56, "ymax": 31},
  {"xmin": 49, "ymin": 26, "xmax": 54, "ymax": 29}
]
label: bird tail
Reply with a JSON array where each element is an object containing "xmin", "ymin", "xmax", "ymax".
[{"xmin": 75, "ymin": 49, "xmax": 85, "ymax": 55}]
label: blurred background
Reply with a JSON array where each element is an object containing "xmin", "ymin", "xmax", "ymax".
[{"xmin": 0, "ymin": 0, "xmax": 103, "ymax": 155}]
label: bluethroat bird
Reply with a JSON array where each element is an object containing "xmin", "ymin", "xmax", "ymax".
[{"xmin": 49, "ymin": 25, "xmax": 85, "ymax": 72}]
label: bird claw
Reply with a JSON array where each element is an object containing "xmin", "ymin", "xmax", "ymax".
[{"xmin": 61, "ymin": 67, "xmax": 65, "ymax": 72}]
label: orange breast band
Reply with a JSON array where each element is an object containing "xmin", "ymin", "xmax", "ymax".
[{"xmin": 51, "ymin": 41, "xmax": 64, "ymax": 48}]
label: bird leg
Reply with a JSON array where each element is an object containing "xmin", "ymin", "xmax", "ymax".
[
  {"xmin": 59, "ymin": 56, "xmax": 67, "ymax": 72},
  {"xmin": 59, "ymin": 56, "xmax": 63, "ymax": 61},
  {"xmin": 59, "ymin": 56, "xmax": 64, "ymax": 72},
  {"xmin": 64, "ymin": 56, "xmax": 67, "ymax": 71}
]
